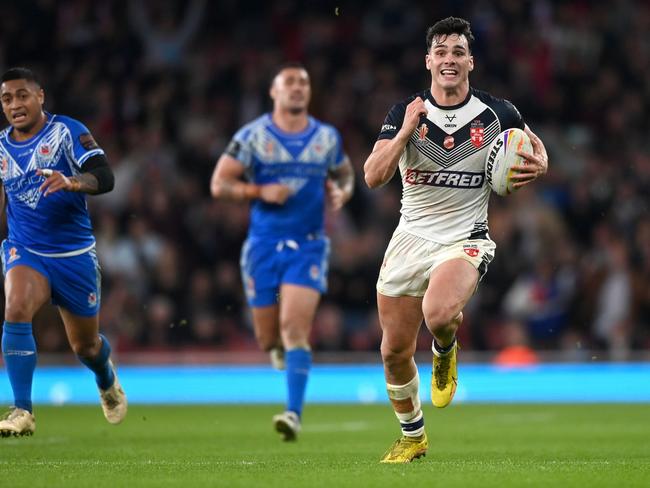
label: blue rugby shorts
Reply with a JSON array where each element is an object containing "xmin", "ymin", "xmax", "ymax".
[
  {"xmin": 1, "ymin": 239, "xmax": 101, "ymax": 317},
  {"xmin": 240, "ymin": 235, "xmax": 330, "ymax": 307}
]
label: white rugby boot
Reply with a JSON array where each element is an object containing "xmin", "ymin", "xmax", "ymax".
[
  {"xmin": 0, "ymin": 407, "xmax": 35, "ymax": 437},
  {"xmin": 99, "ymin": 360, "xmax": 127, "ymax": 424},
  {"xmin": 273, "ymin": 411, "xmax": 301, "ymax": 441}
]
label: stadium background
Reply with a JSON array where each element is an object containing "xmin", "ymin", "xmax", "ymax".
[{"xmin": 0, "ymin": 0, "xmax": 649, "ymax": 371}]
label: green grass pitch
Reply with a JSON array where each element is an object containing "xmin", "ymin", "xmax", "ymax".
[{"xmin": 1, "ymin": 404, "xmax": 648, "ymax": 487}]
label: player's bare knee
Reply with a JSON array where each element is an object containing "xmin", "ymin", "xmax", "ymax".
[
  {"xmin": 280, "ymin": 321, "xmax": 310, "ymax": 346},
  {"xmin": 423, "ymin": 305, "xmax": 460, "ymax": 334},
  {"xmin": 4, "ymin": 299, "xmax": 35, "ymax": 323},
  {"xmin": 380, "ymin": 342, "xmax": 413, "ymax": 368}
]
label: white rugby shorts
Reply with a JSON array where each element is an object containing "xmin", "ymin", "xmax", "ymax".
[{"xmin": 376, "ymin": 229, "xmax": 496, "ymax": 297}]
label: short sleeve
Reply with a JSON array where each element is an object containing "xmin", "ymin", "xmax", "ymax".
[
  {"xmin": 328, "ymin": 127, "xmax": 345, "ymax": 170},
  {"xmin": 223, "ymin": 126, "xmax": 253, "ymax": 168},
  {"xmin": 499, "ymin": 99, "xmax": 525, "ymax": 130},
  {"xmin": 377, "ymin": 102, "xmax": 406, "ymax": 141},
  {"xmin": 61, "ymin": 116, "xmax": 104, "ymax": 167}
]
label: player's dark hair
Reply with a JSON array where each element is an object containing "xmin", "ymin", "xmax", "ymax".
[
  {"xmin": 270, "ymin": 62, "xmax": 308, "ymax": 86},
  {"xmin": 1, "ymin": 67, "xmax": 41, "ymax": 87},
  {"xmin": 426, "ymin": 17, "xmax": 474, "ymax": 52}
]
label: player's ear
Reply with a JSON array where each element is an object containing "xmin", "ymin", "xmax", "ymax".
[
  {"xmin": 468, "ymin": 55, "xmax": 474, "ymax": 72},
  {"xmin": 269, "ymin": 77, "xmax": 278, "ymax": 101},
  {"xmin": 425, "ymin": 53, "xmax": 431, "ymax": 70},
  {"xmin": 37, "ymin": 88, "xmax": 45, "ymax": 106}
]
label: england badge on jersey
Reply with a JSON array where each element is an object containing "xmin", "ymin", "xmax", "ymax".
[{"xmin": 470, "ymin": 120, "xmax": 484, "ymax": 148}]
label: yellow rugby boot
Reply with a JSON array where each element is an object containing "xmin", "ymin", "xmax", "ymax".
[
  {"xmin": 380, "ymin": 433, "xmax": 428, "ymax": 463},
  {"xmin": 431, "ymin": 341, "xmax": 458, "ymax": 408},
  {"xmin": 0, "ymin": 407, "xmax": 35, "ymax": 437}
]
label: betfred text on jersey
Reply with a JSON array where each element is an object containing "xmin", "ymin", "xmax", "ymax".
[{"xmin": 404, "ymin": 168, "xmax": 484, "ymax": 188}]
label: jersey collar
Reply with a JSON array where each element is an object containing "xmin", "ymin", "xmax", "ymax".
[
  {"xmin": 425, "ymin": 89, "xmax": 473, "ymax": 111},
  {"xmin": 5, "ymin": 112, "xmax": 54, "ymax": 146}
]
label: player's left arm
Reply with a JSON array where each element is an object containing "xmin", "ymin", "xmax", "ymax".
[
  {"xmin": 326, "ymin": 156, "xmax": 354, "ymax": 211},
  {"xmin": 38, "ymin": 154, "xmax": 115, "ymax": 196},
  {"xmin": 510, "ymin": 124, "xmax": 549, "ymax": 189}
]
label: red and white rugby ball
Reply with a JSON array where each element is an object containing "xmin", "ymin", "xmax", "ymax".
[{"xmin": 484, "ymin": 128, "xmax": 532, "ymax": 196}]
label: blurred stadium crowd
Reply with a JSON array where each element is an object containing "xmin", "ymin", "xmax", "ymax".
[{"xmin": 1, "ymin": 0, "xmax": 649, "ymax": 361}]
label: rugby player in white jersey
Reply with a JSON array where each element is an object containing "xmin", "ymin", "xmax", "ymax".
[{"xmin": 363, "ymin": 17, "xmax": 548, "ymax": 463}]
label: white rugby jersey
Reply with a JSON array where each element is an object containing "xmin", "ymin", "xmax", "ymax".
[{"xmin": 377, "ymin": 88, "xmax": 524, "ymax": 244}]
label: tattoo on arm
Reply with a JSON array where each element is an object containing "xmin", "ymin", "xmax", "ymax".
[
  {"xmin": 71, "ymin": 173, "xmax": 99, "ymax": 194},
  {"xmin": 329, "ymin": 159, "xmax": 355, "ymax": 195}
]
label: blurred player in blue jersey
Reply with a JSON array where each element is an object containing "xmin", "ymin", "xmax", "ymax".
[
  {"xmin": 0, "ymin": 68, "xmax": 126, "ymax": 437},
  {"xmin": 211, "ymin": 62, "xmax": 354, "ymax": 441}
]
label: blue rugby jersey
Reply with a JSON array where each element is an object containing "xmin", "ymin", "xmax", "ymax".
[
  {"xmin": 0, "ymin": 113, "xmax": 104, "ymax": 254},
  {"xmin": 225, "ymin": 114, "xmax": 345, "ymax": 239}
]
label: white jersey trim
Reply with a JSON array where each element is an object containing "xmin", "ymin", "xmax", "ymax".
[{"xmin": 25, "ymin": 242, "xmax": 96, "ymax": 258}]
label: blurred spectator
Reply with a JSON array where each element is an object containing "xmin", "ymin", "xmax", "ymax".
[
  {"xmin": 1, "ymin": 0, "xmax": 649, "ymax": 360},
  {"xmin": 493, "ymin": 321, "xmax": 540, "ymax": 367},
  {"xmin": 592, "ymin": 237, "xmax": 634, "ymax": 360}
]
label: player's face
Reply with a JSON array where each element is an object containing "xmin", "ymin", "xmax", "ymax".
[
  {"xmin": 0, "ymin": 79, "xmax": 45, "ymax": 132},
  {"xmin": 270, "ymin": 68, "xmax": 311, "ymax": 114},
  {"xmin": 426, "ymin": 34, "xmax": 474, "ymax": 90}
]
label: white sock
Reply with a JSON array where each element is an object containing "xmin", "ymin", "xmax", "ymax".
[{"xmin": 432, "ymin": 337, "xmax": 456, "ymax": 358}]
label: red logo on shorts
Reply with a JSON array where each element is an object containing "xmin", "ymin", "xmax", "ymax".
[
  {"xmin": 310, "ymin": 264, "xmax": 320, "ymax": 281},
  {"xmin": 88, "ymin": 292, "xmax": 97, "ymax": 307},
  {"xmin": 464, "ymin": 248, "xmax": 479, "ymax": 258}
]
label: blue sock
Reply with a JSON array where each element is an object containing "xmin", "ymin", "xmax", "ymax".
[
  {"xmin": 285, "ymin": 348, "xmax": 311, "ymax": 417},
  {"xmin": 77, "ymin": 334, "xmax": 114, "ymax": 390},
  {"xmin": 2, "ymin": 322, "xmax": 37, "ymax": 412}
]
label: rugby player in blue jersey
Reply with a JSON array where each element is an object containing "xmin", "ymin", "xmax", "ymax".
[
  {"xmin": 0, "ymin": 68, "xmax": 126, "ymax": 437},
  {"xmin": 211, "ymin": 62, "xmax": 354, "ymax": 441},
  {"xmin": 364, "ymin": 18, "xmax": 548, "ymax": 462}
]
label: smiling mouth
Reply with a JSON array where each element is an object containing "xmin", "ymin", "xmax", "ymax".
[
  {"xmin": 12, "ymin": 113, "xmax": 27, "ymax": 122},
  {"xmin": 441, "ymin": 69, "xmax": 458, "ymax": 77}
]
